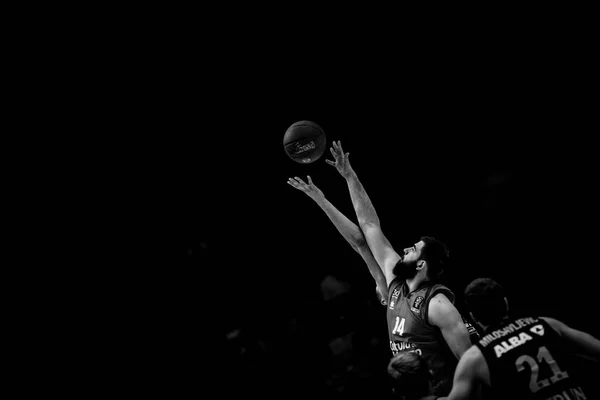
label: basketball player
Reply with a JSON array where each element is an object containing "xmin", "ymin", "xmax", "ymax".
[
  {"xmin": 387, "ymin": 351, "xmax": 438, "ymax": 400},
  {"xmin": 440, "ymin": 277, "xmax": 600, "ymax": 399},
  {"xmin": 326, "ymin": 140, "xmax": 475, "ymax": 396},
  {"xmin": 287, "ymin": 175, "xmax": 389, "ymax": 305}
]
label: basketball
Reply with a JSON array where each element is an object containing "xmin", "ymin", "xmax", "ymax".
[{"xmin": 283, "ymin": 120, "xmax": 326, "ymax": 164}]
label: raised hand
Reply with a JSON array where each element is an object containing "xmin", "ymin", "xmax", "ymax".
[
  {"xmin": 287, "ymin": 175, "xmax": 325, "ymax": 203},
  {"xmin": 325, "ymin": 140, "xmax": 353, "ymax": 179}
]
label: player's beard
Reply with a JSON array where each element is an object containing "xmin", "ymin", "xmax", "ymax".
[{"xmin": 392, "ymin": 256, "xmax": 419, "ymax": 281}]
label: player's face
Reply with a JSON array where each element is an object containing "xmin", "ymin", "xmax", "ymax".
[
  {"xmin": 402, "ymin": 241, "xmax": 424, "ymax": 262},
  {"xmin": 392, "ymin": 241, "xmax": 425, "ymax": 280}
]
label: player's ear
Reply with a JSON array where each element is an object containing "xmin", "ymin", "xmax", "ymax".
[
  {"xmin": 416, "ymin": 260, "xmax": 426, "ymax": 270},
  {"xmin": 504, "ymin": 297, "xmax": 509, "ymax": 312}
]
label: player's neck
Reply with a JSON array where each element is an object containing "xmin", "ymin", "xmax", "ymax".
[
  {"xmin": 481, "ymin": 315, "xmax": 512, "ymax": 333},
  {"xmin": 406, "ymin": 274, "xmax": 430, "ymax": 293},
  {"xmin": 476, "ymin": 321, "xmax": 490, "ymax": 333}
]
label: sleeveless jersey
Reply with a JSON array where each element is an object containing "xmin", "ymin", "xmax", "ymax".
[
  {"xmin": 386, "ymin": 278, "xmax": 457, "ymax": 396},
  {"xmin": 475, "ymin": 316, "xmax": 588, "ymax": 399},
  {"xmin": 462, "ymin": 313, "xmax": 481, "ymax": 344}
]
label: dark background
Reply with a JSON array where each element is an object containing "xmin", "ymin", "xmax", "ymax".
[
  {"xmin": 25, "ymin": 15, "xmax": 598, "ymax": 399},
  {"xmin": 185, "ymin": 53, "xmax": 598, "ymax": 397}
]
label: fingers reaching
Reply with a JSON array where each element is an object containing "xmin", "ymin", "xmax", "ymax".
[
  {"xmin": 294, "ymin": 176, "xmax": 306, "ymax": 186},
  {"xmin": 330, "ymin": 140, "xmax": 345, "ymax": 159},
  {"xmin": 330, "ymin": 146, "xmax": 338, "ymax": 159},
  {"xmin": 287, "ymin": 177, "xmax": 305, "ymax": 190},
  {"xmin": 327, "ymin": 140, "xmax": 349, "ymax": 168},
  {"xmin": 287, "ymin": 176, "xmax": 319, "ymax": 195}
]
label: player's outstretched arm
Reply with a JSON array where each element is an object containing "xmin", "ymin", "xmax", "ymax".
[
  {"xmin": 540, "ymin": 316, "xmax": 600, "ymax": 362},
  {"xmin": 326, "ymin": 140, "xmax": 401, "ymax": 286},
  {"xmin": 287, "ymin": 175, "xmax": 388, "ymax": 300}
]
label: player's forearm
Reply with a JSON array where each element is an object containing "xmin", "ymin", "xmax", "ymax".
[
  {"xmin": 571, "ymin": 330, "xmax": 600, "ymax": 361},
  {"xmin": 345, "ymin": 171, "xmax": 381, "ymax": 228},
  {"xmin": 357, "ymin": 246, "xmax": 388, "ymax": 298},
  {"xmin": 316, "ymin": 198, "xmax": 367, "ymax": 250}
]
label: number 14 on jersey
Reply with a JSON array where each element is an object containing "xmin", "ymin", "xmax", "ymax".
[{"xmin": 392, "ymin": 317, "xmax": 405, "ymax": 336}]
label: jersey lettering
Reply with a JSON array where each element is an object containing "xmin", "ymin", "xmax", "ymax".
[
  {"xmin": 494, "ymin": 332, "xmax": 533, "ymax": 358},
  {"xmin": 530, "ymin": 324, "xmax": 545, "ymax": 336},
  {"xmin": 479, "ymin": 317, "xmax": 537, "ymax": 347},
  {"xmin": 544, "ymin": 386, "xmax": 587, "ymax": 400},
  {"xmin": 390, "ymin": 340, "xmax": 422, "ymax": 355}
]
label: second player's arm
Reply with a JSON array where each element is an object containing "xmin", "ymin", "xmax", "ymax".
[
  {"xmin": 315, "ymin": 197, "xmax": 388, "ymax": 300},
  {"xmin": 540, "ymin": 316, "xmax": 600, "ymax": 362},
  {"xmin": 438, "ymin": 346, "xmax": 488, "ymax": 400},
  {"xmin": 287, "ymin": 176, "xmax": 388, "ymax": 300}
]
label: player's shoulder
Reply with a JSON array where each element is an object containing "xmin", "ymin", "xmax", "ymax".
[
  {"xmin": 428, "ymin": 283, "xmax": 455, "ymax": 303},
  {"xmin": 428, "ymin": 290, "xmax": 456, "ymax": 309},
  {"xmin": 421, "ymin": 283, "xmax": 455, "ymax": 313},
  {"xmin": 427, "ymin": 291, "xmax": 461, "ymax": 326},
  {"xmin": 538, "ymin": 315, "xmax": 559, "ymax": 326},
  {"xmin": 538, "ymin": 316, "xmax": 565, "ymax": 336}
]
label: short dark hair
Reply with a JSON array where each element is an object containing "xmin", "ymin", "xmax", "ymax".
[
  {"xmin": 463, "ymin": 277, "xmax": 508, "ymax": 326},
  {"xmin": 387, "ymin": 351, "xmax": 431, "ymax": 398},
  {"xmin": 419, "ymin": 236, "xmax": 449, "ymax": 279}
]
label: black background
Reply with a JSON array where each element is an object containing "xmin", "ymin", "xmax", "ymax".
[
  {"xmin": 184, "ymin": 47, "xmax": 599, "ymax": 397},
  {"xmin": 26, "ymin": 16, "xmax": 599, "ymax": 399}
]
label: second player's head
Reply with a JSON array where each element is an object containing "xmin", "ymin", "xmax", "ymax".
[
  {"xmin": 387, "ymin": 351, "xmax": 433, "ymax": 399},
  {"xmin": 392, "ymin": 236, "xmax": 450, "ymax": 281},
  {"xmin": 463, "ymin": 277, "xmax": 509, "ymax": 328}
]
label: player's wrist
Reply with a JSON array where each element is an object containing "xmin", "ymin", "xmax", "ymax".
[
  {"xmin": 314, "ymin": 196, "xmax": 327, "ymax": 206},
  {"xmin": 344, "ymin": 169, "xmax": 357, "ymax": 181}
]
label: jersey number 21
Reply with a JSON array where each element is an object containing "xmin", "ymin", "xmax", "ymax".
[{"xmin": 515, "ymin": 345, "xmax": 569, "ymax": 393}]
